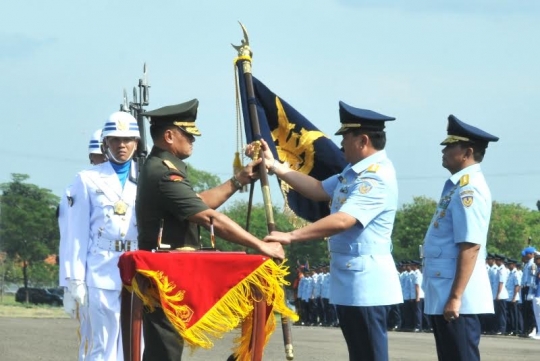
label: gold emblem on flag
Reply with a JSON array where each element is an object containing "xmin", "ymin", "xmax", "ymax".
[{"xmin": 114, "ymin": 200, "xmax": 128, "ymax": 215}]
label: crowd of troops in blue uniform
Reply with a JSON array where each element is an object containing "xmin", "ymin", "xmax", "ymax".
[{"xmin": 293, "ymin": 248, "xmax": 540, "ymax": 340}]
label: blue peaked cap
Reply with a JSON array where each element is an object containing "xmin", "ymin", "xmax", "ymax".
[
  {"xmin": 335, "ymin": 101, "xmax": 395, "ymax": 135},
  {"xmin": 441, "ymin": 115, "xmax": 499, "ymax": 146}
]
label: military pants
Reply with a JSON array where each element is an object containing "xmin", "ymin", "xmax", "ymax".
[
  {"xmin": 336, "ymin": 305, "xmax": 389, "ymax": 361},
  {"xmin": 430, "ymin": 314, "xmax": 480, "ymax": 361},
  {"xmin": 142, "ymin": 307, "xmax": 184, "ymax": 361}
]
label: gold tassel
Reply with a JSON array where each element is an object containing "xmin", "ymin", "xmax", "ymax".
[{"xmin": 233, "ymin": 151, "xmax": 248, "ymax": 193}]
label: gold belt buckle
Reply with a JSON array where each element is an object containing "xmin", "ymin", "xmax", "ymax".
[{"xmin": 115, "ymin": 240, "xmax": 123, "ymax": 252}]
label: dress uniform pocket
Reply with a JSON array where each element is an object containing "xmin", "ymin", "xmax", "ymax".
[
  {"xmin": 424, "ymin": 263, "xmax": 455, "ymax": 279},
  {"xmin": 333, "ymin": 255, "xmax": 365, "ymax": 272}
]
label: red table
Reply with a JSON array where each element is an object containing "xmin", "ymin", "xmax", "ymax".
[{"xmin": 118, "ymin": 251, "xmax": 297, "ymax": 361}]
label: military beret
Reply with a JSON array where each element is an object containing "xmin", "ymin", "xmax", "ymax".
[
  {"xmin": 441, "ymin": 115, "xmax": 499, "ymax": 146},
  {"xmin": 521, "ymin": 246, "xmax": 536, "ymax": 256},
  {"xmin": 335, "ymin": 101, "xmax": 395, "ymax": 135},
  {"xmin": 143, "ymin": 99, "xmax": 201, "ymax": 136}
]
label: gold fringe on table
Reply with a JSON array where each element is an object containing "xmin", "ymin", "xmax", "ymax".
[{"xmin": 131, "ymin": 258, "xmax": 298, "ymax": 357}]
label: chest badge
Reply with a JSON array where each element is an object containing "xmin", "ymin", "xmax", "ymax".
[{"xmin": 114, "ymin": 200, "xmax": 128, "ymax": 215}]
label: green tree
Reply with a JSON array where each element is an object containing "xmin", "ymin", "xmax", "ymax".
[
  {"xmin": 392, "ymin": 196, "xmax": 437, "ymax": 261},
  {"xmin": 488, "ymin": 202, "xmax": 540, "ymax": 257},
  {"xmin": 0, "ymin": 174, "xmax": 60, "ymax": 290},
  {"xmin": 186, "ymin": 163, "xmax": 222, "ymax": 192}
]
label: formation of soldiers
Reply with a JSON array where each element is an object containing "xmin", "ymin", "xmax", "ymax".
[
  {"xmin": 483, "ymin": 248, "xmax": 540, "ymax": 338},
  {"xmin": 292, "ymin": 248, "xmax": 540, "ymax": 340},
  {"xmin": 294, "ymin": 265, "xmax": 339, "ymax": 327}
]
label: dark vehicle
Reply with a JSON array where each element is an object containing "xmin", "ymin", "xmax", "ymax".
[
  {"xmin": 15, "ymin": 287, "xmax": 63, "ymax": 307},
  {"xmin": 47, "ymin": 287, "xmax": 64, "ymax": 297}
]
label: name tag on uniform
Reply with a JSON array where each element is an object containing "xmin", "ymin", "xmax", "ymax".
[{"xmin": 95, "ymin": 189, "xmax": 104, "ymax": 194}]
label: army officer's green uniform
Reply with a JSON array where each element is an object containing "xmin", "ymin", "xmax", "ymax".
[{"xmin": 136, "ymin": 99, "xmax": 208, "ymax": 361}]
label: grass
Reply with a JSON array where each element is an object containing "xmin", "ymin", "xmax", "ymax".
[{"xmin": 0, "ymin": 294, "xmax": 68, "ymax": 318}]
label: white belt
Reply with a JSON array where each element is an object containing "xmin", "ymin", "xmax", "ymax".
[{"xmin": 96, "ymin": 238, "xmax": 138, "ymax": 252}]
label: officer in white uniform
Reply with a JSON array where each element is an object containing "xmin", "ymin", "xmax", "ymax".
[
  {"xmin": 422, "ymin": 115, "xmax": 498, "ymax": 361},
  {"xmin": 262, "ymin": 102, "xmax": 402, "ymax": 361},
  {"xmin": 59, "ymin": 129, "xmax": 107, "ymax": 360},
  {"xmin": 69, "ymin": 112, "xmax": 140, "ymax": 361}
]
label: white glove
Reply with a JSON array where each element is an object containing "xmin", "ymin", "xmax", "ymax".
[
  {"xmin": 62, "ymin": 287, "xmax": 77, "ymax": 318},
  {"xmin": 70, "ymin": 279, "xmax": 87, "ymax": 306},
  {"xmin": 535, "ymin": 297, "xmax": 540, "ymax": 306}
]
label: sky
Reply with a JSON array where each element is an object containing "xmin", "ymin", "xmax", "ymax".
[{"xmin": 1, "ymin": 1, "xmax": 540, "ymax": 212}]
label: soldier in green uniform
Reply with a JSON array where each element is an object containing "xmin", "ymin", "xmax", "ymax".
[{"xmin": 136, "ymin": 98, "xmax": 285, "ymax": 361}]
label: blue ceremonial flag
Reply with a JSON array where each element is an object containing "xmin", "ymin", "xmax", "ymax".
[{"xmin": 236, "ymin": 67, "xmax": 347, "ymax": 222}]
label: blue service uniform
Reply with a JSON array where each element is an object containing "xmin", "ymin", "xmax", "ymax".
[
  {"xmin": 322, "ymin": 149, "xmax": 402, "ymax": 361},
  {"xmin": 423, "ymin": 163, "xmax": 494, "ymax": 361}
]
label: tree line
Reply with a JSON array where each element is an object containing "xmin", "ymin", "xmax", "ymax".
[{"xmin": 1, "ymin": 172, "xmax": 538, "ymax": 288}]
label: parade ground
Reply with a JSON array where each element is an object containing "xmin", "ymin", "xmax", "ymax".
[{"xmin": 0, "ymin": 317, "xmax": 537, "ymax": 361}]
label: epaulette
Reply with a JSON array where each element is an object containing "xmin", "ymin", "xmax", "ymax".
[
  {"xmin": 366, "ymin": 164, "xmax": 380, "ymax": 173},
  {"xmin": 459, "ymin": 174, "xmax": 469, "ymax": 187},
  {"xmin": 162, "ymin": 159, "xmax": 179, "ymax": 171}
]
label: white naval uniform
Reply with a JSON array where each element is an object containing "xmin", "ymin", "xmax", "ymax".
[
  {"xmin": 69, "ymin": 161, "xmax": 138, "ymax": 361},
  {"xmin": 58, "ymin": 185, "xmax": 91, "ymax": 361}
]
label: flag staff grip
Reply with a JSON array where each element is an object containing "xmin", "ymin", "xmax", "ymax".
[{"xmin": 233, "ymin": 21, "xmax": 294, "ymax": 361}]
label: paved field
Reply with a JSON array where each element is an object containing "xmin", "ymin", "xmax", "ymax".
[{"xmin": 0, "ymin": 318, "xmax": 537, "ymax": 360}]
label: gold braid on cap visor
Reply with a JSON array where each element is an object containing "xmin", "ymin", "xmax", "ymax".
[
  {"xmin": 173, "ymin": 121, "xmax": 201, "ymax": 136},
  {"xmin": 442, "ymin": 135, "xmax": 470, "ymax": 144}
]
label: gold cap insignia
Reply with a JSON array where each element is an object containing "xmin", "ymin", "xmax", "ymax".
[{"xmin": 117, "ymin": 119, "xmax": 128, "ymax": 131}]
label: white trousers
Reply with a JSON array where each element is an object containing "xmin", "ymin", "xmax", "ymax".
[
  {"xmin": 86, "ymin": 287, "xmax": 123, "ymax": 361},
  {"xmin": 77, "ymin": 303, "xmax": 90, "ymax": 361}
]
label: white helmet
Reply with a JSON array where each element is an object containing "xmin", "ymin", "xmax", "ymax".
[
  {"xmin": 88, "ymin": 128, "xmax": 103, "ymax": 155},
  {"xmin": 101, "ymin": 112, "xmax": 140, "ymax": 139}
]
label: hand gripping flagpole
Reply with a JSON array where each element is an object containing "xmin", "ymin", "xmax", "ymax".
[{"xmin": 232, "ymin": 22, "xmax": 294, "ymax": 361}]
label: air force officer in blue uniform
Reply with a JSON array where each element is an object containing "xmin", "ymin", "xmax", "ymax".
[
  {"xmin": 423, "ymin": 115, "xmax": 498, "ymax": 361},
  {"xmin": 261, "ymin": 101, "xmax": 402, "ymax": 361}
]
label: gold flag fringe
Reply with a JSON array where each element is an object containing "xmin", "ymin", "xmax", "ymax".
[{"xmin": 130, "ymin": 258, "xmax": 298, "ymax": 358}]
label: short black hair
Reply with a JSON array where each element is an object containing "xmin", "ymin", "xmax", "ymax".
[
  {"xmin": 458, "ymin": 141, "xmax": 486, "ymax": 162},
  {"xmin": 150, "ymin": 124, "xmax": 178, "ymax": 142},
  {"xmin": 350, "ymin": 129, "xmax": 386, "ymax": 150}
]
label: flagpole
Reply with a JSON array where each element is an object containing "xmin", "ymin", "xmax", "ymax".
[{"xmin": 233, "ymin": 22, "xmax": 294, "ymax": 361}]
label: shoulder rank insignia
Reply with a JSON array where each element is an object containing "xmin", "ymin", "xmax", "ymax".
[
  {"xmin": 162, "ymin": 159, "xmax": 179, "ymax": 171},
  {"xmin": 169, "ymin": 174, "xmax": 184, "ymax": 182},
  {"xmin": 459, "ymin": 174, "xmax": 469, "ymax": 187},
  {"xmin": 366, "ymin": 164, "xmax": 380, "ymax": 173}
]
